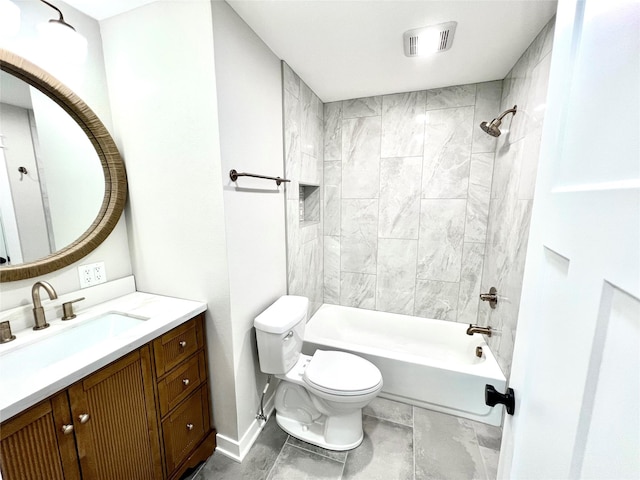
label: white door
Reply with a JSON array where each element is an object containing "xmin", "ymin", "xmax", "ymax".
[{"xmin": 498, "ymin": 1, "xmax": 640, "ymax": 479}]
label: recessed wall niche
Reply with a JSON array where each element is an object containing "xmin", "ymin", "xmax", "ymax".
[{"xmin": 299, "ymin": 184, "xmax": 320, "ymax": 226}]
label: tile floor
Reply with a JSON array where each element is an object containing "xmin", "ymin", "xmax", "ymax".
[{"xmin": 188, "ymin": 397, "xmax": 501, "ymax": 480}]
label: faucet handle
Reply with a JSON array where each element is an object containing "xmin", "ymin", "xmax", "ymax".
[
  {"xmin": 0, "ymin": 321, "xmax": 16, "ymax": 343},
  {"xmin": 62, "ymin": 297, "xmax": 85, "ymax": 321}
]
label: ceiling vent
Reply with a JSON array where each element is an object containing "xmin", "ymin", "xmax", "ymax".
[{"xmin": 403, "ymin": 21, "xmax": 457, "ymax": 57}]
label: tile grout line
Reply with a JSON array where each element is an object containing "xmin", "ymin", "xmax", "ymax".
[
  {"xmin": 412, "ymin": 405, "xmax": 416, "ymax": 480},
  {"xmin": 265, "ymin": 435, "xmax": 290, "ymax": 480},
  {"xmin": 287, "ymin": 440, "xmax": 348, "ymax": 465}
]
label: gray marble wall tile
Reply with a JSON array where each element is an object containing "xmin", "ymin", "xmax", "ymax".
[
  {"xmin": 343, "ymin": 96, "xmax": 382, "ymax": 118},
  {"xmin": 301, "ymin": 83, "xmax": 323, "ymax": 158},
  {"xmin": 341, "ymin": 199, "xmax": 378, "ymax": 274},
  {"xmin": 414, "ymin": 280, "xmax": 459, "ymax": 321},
  {"xmin": 472, "ymin": 81, "xmax": 503, "ymax": 154},
  {"xmin": 518, "ymin": 53, "xmax": 551, "ymax": 201},
  {"xmin": 417, "ymin": 199, "xmax": 466, "ymax": 282},
  {"xmin": 457, "ymin": 243, "xmax": 485, "ymax": 324},
  {"xmin": 303, "ymin": 237, "xmax": 323, "ymax": 316},
  {"xmin": 341, "ymin": 116, "xmax": 381, "ymax": 198},
  {"xmin": 324, "ymin": 185, "xmax": 340, "ymax": 236},
  {"xmin": 422, "ymin": 106, "xmax": 474, "ymax": 199},
  {"xmin": 502, "ymin": 65, "xmax": 532, "ymax": 146},
  {"xmin": 340, "ymin": 272, "xmax": 376, "ymax": 309},
  {"xmin": 381, "ymin": 91, "xmax": 426, "ymax": 158},
  {"xmin": 283, "ymin": 67, "xmax": 324, "ymax": 320},
  {"xmin": 324, "ymin": 161, "xmax": 341, "ymax": 186},
  {"xmin": 422, "ymin": 143, "xmax": 472, "ymax": 199},
  {"xmin": 282, "ymin": 62, "xmax": 300, "ymax": 98},
  {"xmin": 343, "ymin": 416, "xmax": 413, "ymax": 480},
  {"xmin": 465, "ymin": 153, "xmax": 494, "ymax": 243},
  {"xmin": 300, "ymin": 153, "xmax": 322, "ymax": 186},
  {"xmin": 376, "ymin": 239, "xmax": 417, "ymax": 315},
  {"xmin": 426, "ymin": 83, "xmax": 477, "ymax": 110},
  {"xmin": 284, "ymin": 89, "xmax": 301, "ymax": 201},
  {"xmin": 286, "ymin": 199, "xmax": 302, "ymax": 296},
  {"xmin": 378, "ymin": 157, "xmax": 422, "ymax": 239},
  {"xmin": 324, "ymin": 102, "xmax": 342, "ymax": 161},
  {"xmin": 491, "ymin": 139, "xmax": 522, "ymax": 200},
  {"xmin": 414, "ymin": 407, "xmax": 488, "ymax": 480},
  {"xmin": 541, "ymin": 17, "xmax": 556, "ymax": 59},
  {"xmin": 267, "ymin": 444, "xmax": 343, "ymax": 480},
  {"xmin": 323, "ymin": 236, "xmax": 340, "ymax": 304}
]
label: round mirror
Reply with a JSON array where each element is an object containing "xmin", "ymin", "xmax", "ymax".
[{"xmin": 0, "ymin": 49, "xmax": 127, "ymax": 282}]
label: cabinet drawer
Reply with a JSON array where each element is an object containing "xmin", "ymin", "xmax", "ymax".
[
  {"xmin": 157, "ymin": 351, "xmax": 206, "ymax": 417},
  {"xmin": 162, "ymin": 386, "xmax": 208, "ymax": 474},
  {"xmin": 153, "ymin": 315, "xmax": 204, "ymax": 377}
]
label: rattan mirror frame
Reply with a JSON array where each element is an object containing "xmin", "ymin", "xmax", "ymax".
[{"xmin": 0, "ymin": 49, "xmax": 127, "ymax": 281}]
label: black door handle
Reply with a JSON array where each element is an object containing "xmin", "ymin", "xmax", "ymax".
[{"xmin": 485, "ymin": 384, "xmax": 515, "ymax": 415}]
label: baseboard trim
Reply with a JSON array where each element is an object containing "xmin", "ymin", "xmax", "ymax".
[{"xmin": 215, "ymin": 391, "xmax": 276, "ymax": 462}]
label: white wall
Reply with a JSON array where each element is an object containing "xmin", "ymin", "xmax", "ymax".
[
  {"xmin": 99, "ymin": 0, "xmax": 237, "ymax": 442},
  {"xmin": 0, "ymin": 0, "xmax": 132, "ymax": 311},
  {"xmin": 210, "ymin": 1, "xmax": 287, "ymax": 454},
  {"xmin": 0, "ymin": 102, "xmax": 50, "ymax": 262},
  {"xmin": 101, "ymin": 0, "xmax": 286, "ymax": 458}
]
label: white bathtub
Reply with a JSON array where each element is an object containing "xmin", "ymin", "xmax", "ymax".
[{"xmin": 302, "ymin": 304, "xmax": 507, "ymax": 426}]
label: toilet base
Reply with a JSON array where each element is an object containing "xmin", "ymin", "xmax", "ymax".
[{"xmin": 275, "ymin": 411, "xmax": 363, "ymax": 451}]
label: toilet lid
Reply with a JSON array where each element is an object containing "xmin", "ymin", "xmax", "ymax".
[{"xmin": 303, "ymin": 350, "xmax": 382, "ymax": 396}]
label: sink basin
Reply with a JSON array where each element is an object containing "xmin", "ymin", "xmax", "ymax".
[{"xmin": 0, "ymin": 312, "xmax": 148, "ymax": 383}]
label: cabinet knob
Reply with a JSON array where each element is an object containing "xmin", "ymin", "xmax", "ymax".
[
  {"xmin": 61, "ymin": 424, "xmax": 74, "ymax": 435},
  {"xmin": 179, "ymin": 340, "xmax": 187, "ymax": 348},
  {"xmin": 186, "ymin": 423, "xmax": 194, "ymax": 431},
  {"xmin": 182, "ymin": 378, "xmax": 190, "ymax": 386},
  {"xmin": 78, "ymin": 413, "xmax": 90, "ymax": 424}
]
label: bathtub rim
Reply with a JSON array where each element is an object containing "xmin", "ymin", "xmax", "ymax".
[{"xmin": 305, "ymin": 304, "xmax": 506, "ymax": 382}]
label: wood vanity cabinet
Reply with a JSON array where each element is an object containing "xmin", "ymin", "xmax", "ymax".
[
  {"xmin": 0, "ymin": 313, "xmax": 216, "ymax": 480},
  {"xmin": 0, "ymin": 393, "xmax": 82, "ymax": 479},
  {"xmin": 152, "ymin": 313, "xmax": 216, "ymax": 479}
]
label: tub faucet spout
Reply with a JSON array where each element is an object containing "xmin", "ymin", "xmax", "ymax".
[
  {"xmin": 32, "ymin": 281, "xmax": 58, "ymax": 331},
  {"xmin": 466, "ymin": 324, "xmax": 492, "ymax": 337}
]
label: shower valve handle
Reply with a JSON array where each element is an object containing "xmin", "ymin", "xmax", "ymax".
[{"xmin": 485, "ymin": 384, "xmax": 515, "ymax": 415}]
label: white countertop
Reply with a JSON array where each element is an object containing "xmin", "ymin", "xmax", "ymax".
[{"xmin": 0, "ymin": 290, "xmax": 206, "ymax": 422}]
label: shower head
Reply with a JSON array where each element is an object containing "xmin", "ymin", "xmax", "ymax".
[
  {"xmin": 479, "ymin": 105, "xmax": 517, "ymax": 137},
  {"xmin": 480, "ymin": 120, "xmax": 502, "ymax": 137}
]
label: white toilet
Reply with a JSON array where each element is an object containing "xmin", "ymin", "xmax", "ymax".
[{"xmin": 254, "ymin": 295, "xmax": 383, "ymax": 451}]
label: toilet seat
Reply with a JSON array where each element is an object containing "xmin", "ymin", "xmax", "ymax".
[{"xmin": 303, "ymin": 350, "xmax": 382, "ymax": 396}]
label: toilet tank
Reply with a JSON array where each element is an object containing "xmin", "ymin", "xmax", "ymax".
[{"xmin": 254, "ymin": 296, "xmax": 309, "ymax": 374}]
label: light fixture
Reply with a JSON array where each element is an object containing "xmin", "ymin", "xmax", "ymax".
[
  {"xmin": 0, "ymin": 0, "xmax": 21, "ymax": 39},
  {"xmin": 404, "ymin": 21, "xmax": 457, "ymax": 57},
  {"xmin": 38, "ymin": 0, "xmax": 87, "ymax": 61}
]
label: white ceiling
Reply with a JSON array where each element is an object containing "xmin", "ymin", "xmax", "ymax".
[
  {"xmin": 64, "ymin": 0, "xmax": 557, "ymax": 102},
  {"xmin": 63, "ymin": 0, "xmax": 157, "ymax": 20},
  {"xmin": 226, "ymin": 0, "xmax": 558, "ymax": 102}
]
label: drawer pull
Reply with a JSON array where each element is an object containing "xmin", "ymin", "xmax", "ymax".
[
  {"xmin": 186, "ymin": 423, "xmax": 194, "ymax": 431},
  {"xmin": 179, "ymin": 340, "xmax": 187, "ymax": 348},
  {"xmin": 78, "ymin": 413, "xmax": 90, "ymax": 424},
  {"xmin": 182, "ymin": 378, "xmax": 190, "ymax": 386},
  {"xmin": 61, "ymin": 424, "xmax": 74, "ymax": 435}
]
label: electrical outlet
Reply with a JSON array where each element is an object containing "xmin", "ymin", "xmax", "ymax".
[
  {"xmin": 78, "ymin": 262, "xmax": 107, "ymax": 288},
  {"xmin": 79, "ymin": 264, "xmax": 94, "ymax": 288},
  {"xmin": 93, "ymin": 262, "xmax": 106, "ymax": 284}
]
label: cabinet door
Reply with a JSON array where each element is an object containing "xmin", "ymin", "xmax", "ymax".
[
  {"xmin": 0, "ymin": 393, "xmax": 81, "ymax": 480},
  {"xmin": 68, "ymin": 346, "xmax": 163, "ymax": 479}
]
